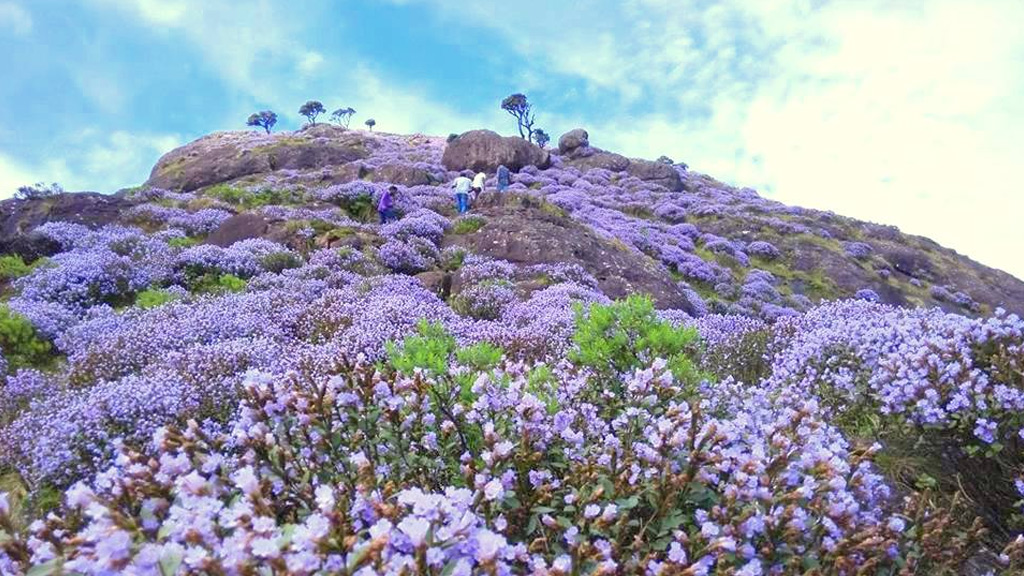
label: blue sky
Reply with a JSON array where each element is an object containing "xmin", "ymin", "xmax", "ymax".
[{"xmin": 1, "ymin": 0, "xmax": 1022, "ymax": 279}]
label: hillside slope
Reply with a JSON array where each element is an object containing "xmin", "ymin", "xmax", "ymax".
[
  {"xmin": 1, "ymin": 125, "xmax": 1024, "ymax": 574},
  {"xmin": 6, "ymin": 123, "xmax": 1019, "ymax": 317}
]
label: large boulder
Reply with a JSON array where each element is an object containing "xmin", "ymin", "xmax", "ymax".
[
  {"xmin": 367, "ymin": 163, "xmax": 436, "ymax": 187},
  {"xmin": 204, "ymin": 213, "xmax": 272, "ymax": 247},
  {"xmin": 562, "ymin": 152, "xmax": 682, "ymax": 191},
  {"xmin": 0, "ymin": 192, "xmax": 134, "ymax": 259},
  {"xmin": 558, "ymin": 128, "xmax": 590, "ymax": 155},
  {"xmin": 625, "ymin": 159, "xmax": 683, "ymax": 191},
  {"xmin": 563, "ymin": 151, "xmax": 631, "ymax": 173},
  {"xmin": 146, "ymin": 127, "xmax": 371, "ymax": 191},
  {"xmin": 442, "ymin": 130, "xmax": 551, "ymax": 173}
]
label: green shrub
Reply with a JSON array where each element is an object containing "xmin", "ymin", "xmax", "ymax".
[
  {"xmin": 205, "ymin": 184, "xmax": 303, "ymax": 209},
  {"xmin": 0, "ymin": 255, "xmax": 35, "ymax": 281},
  {"xmin": 455, "ymin": 341, "xmax": 503, "ymax": 372},
  {"xmin": 0, "ymin": 305, "xmax": 52, "ymax": 371},
  {"xmin": 571, "ymin": 295, "xmax": 704, "ymax": 388},
  {"xmin": 386, "ymin": 320, "xmax": 455, "ymax": 376},
  {"xmin": 191, "ymin": 274, "xmax": 247, "ymax": 295},
  {"xmin": 340, "ymin": 194, "xmax": 375, "ymax": 222},
  {"xmin": 134, "ymin": 288, "xmax": 179, "ymax": 310},
  {"xmin": 440, "ymin": 247, "xmax": 466, "ymax": 272},
  {"xmin": 261, "ymin": 252, "xmax": 303, "ymax": 273},
  {"xmin": 167, "ymin": 236, "xmax": 199, "ymax": 249},
  {"xmin": 451, "ymin": 216, "xmax": 486, "ymax": 235},
  {"xmin": 525, "ymin": 364, "xmax": 560, "ymax": 415}
]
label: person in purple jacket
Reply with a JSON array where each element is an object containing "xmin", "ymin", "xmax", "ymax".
[{"xmin": 378, "ymin": 185, "xmax": 398, "ymax": 223}]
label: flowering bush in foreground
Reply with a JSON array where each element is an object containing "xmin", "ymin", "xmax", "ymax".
[
  {"xmin": 0, "ymin": 300, "xmax": 1005, "ymax": 575},
  {"xmin": 766, "ymin": 300, "xmax": 1024, "ymax": 534}
]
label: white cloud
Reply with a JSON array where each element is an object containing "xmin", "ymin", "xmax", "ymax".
[
  {"xmin": 78, "ymin": 131, "xmax": 182, "ymax": 189},
  {"xmin": 335, "ymin": 65, "xmax": 498, "ymax": 136},
  {"xmin": 0, "ymin": 1, "xmax": 32, "ymax": 36},
  {"xmin": 396, "ymin": 0, "xmax": 1024, "ymax": 280},
  {"xmin": 86, "ymin": 0, "xmax": 304, "ymax": 97},
  {"xmin": 0, "ymin": 154, "xmax": 43, "ymax": 199},
  {"xmin": 0, "ymin": 131, "xmax": 181, "ymax": 197},
  {"xmin": 297, "ymin": 51, "xmax": 325, "ymax": 76},
  {"xmin": 128, "ymin": 0, "xmax": 189, "ymax": 25}
]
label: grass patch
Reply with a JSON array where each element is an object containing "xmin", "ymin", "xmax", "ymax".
[
  {"xmin": 190, "ymin": 273, "xmax": 247, "ymax": 295},
  {"xmin": 204, "ymin": 183, "xmax": 305, "ymax": 209},
  {"xmin": 799, "ymin": 233, "xmax": 843, "ymax": 253},
  {"xmin": 168, "ymin": 236, "xmax": 200, "ymax": 249},
  {"xmin": 451, "ymin": 216, "xmax": 486, "ymax": 235},
  {"xmin": 621, "ymin": 205, "xmax": 657, "ymax": 220},
  {"xmin": 748, "ymin": 255, "xmax": 840, "ymax": 301},
  {"xmin": 0, "ymin": 254, "xmax": 44, "ymax": 282},
  {"xmin": 694, "ymin": 246, "xmax": 744, "ymax": 276},
  {"xmin": 157, "ymin": 156, "xmax": 187, "ymax": 180},
  {"xmin": 134, "ymin": 288, "xmax": 180, "ymax": 309},
  {"xmin": 0, "ymin": 304, "xmax": 53, "ymax": 372}
]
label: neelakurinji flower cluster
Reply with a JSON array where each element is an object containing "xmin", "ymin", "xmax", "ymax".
[{"xmin": 0, "ymin": 329, "xmax": 995, "ymax": 575}]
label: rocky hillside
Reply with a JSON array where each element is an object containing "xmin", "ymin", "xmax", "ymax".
[
  {"xmin": 2, "ymin": 124, "xmax": 1024, "ymax": 574},
  {"xmin": 3, "ymin": 123, "xmax": 1022, "ymax": 318}
]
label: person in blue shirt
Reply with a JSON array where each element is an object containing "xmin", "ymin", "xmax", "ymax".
[{"xmin": 496, "ymin": 165, "xmax": 510, "ymax": 192}]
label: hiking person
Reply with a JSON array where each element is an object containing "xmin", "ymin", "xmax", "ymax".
[
  {"xmin": 378, "ymin": 185, "xmax": 398, "ymax": 223},
  {"xmin": 496, "ymin": 165, "xmax": 510, "ymax": 192},
  {"xmin": 452, "ymin": 175, "xmax": 472, "ymax": 214},
  {"xmin": 472, "ymin": 172, "xmax": 486, "ymax": 200}
]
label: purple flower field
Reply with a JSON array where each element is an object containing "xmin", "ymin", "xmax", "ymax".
[{"xmin": 1, "ymin": 128, "xmax": 1023, "ymax": 574}]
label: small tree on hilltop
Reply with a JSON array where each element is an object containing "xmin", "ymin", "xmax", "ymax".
[
  {"xmin": 365, "ymin": 118, "xmax": 376, "ymax": 132},
  {"xmin": 246, "ymin": 110, "xmax": 277, "ymax": 134},
  {"xmin": 657, "ymin": 155, "xmax": 674, "ymax": 165},
  {"xmin": 534, "ymin": 129, "xmax": 550, "ymax": 148},
  {"xmin": 299, "ymin": 100, "xmax": 326, "ymax": 126},
  {"xmin": 15, "ymin": 182, "xmax": 64, "ymax": 200},
  {"xmin": 501, "ymin": 93, "xmax": 537, "ymax": 143},
  {"xmin": 330, "ymin": 107, "xmax": 356, "ymax": 128}
]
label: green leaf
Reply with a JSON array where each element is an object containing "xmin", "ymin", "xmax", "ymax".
[
  {"xmin": 441, "ymin": 559, "xmax": 460, "ymax": 576},
  {"xmin": 27, "ymin": 560, "xmax": 63, "ymax": 576},
  {"xmin": 651, "ymin": 537, "xmax": 672, "ymax": 551},
  {"xmin": 159, "ymin": 548, "xmax": 184, "ymax": 576},
  {"xmin": 616, "ymin": 495, "xmax": 640, "ymax": 510}
]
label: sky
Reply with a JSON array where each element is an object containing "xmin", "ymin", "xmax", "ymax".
[{"xmin": 0, "ymin": 0, "xmax": 1022, "ymax": 279}]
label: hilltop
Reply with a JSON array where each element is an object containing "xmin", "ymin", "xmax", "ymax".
[
  {"xmin": 0, "ymin": 124, "xmax": 1023, "ymax": 574},
  {"xmin": 3, "ymin": 123, "xmax": 1022, "ymax": 318}
]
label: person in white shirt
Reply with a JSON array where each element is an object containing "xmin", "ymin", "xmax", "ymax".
[
  {"xmin": 471, "ymin": 172, "xmax": 486, "ymax": 200},
  {"xmin": 452, "ymin": 175, "xmax": 473, "ymax": 214}
]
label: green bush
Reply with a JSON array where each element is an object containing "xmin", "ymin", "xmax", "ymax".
[
  {"xmin": 261, "ymin": 251, "xmax": 303, "ymax": 274},
  {"xmin": 386, "ymin": 320, "xmax": 455, "ymax": 376},
  {"xmin": 0, "ymin": 255, "xmax": 35, "ymax": 281},
  {"xmin": 455, "ymin": 341, "xmax": 503, "ymax": 371},
  {"xmin": 340, "ymin": 194, "xmax": 375, "ymax": 222},
  {"xmin": 525, "ymin": 364, "xmax": 560, "ymax": 415},
  {"xmin": 440, "ymin": 247, "xmax": 466, "ymax": 272},
  {"xmin": 205, "ymin": 184, "xmax": 303, "ymax": 209},
  {"xmin": 571, "ymin": 295, "xmax": 704, "ymax": 388},
  {"xmin": 191, "ymin": 274, "xmax": 247, "ymax": 295},
  {"xmin": 134, "ymin": 288, "xmax": 179, "ymax": 310},
  {"xmin": 167, "ymin": 236, "xmax": 200, "ymax": 249},
  {"xmin": 451, "ymin": 216, "xmax": 486, "ymax": 235},
  {"xmin": 0, "ymin": 305, "xmax": 52, "ymax": 371}
]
